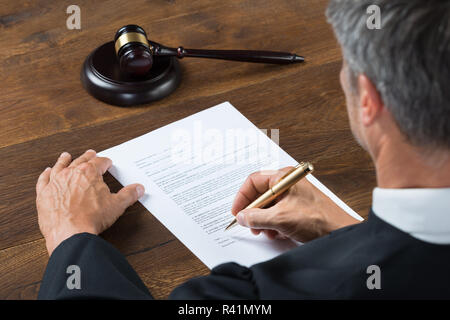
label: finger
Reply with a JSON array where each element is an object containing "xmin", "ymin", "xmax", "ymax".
[
  {"xmin": 252, "ymin": 229, "xmax": 281, "ymax": 239},
  {"xmin": 231, "ymin": 167, "xmax": 294, "ymax": 215},
  {"xmin": 252, "ymin": 229, "xmax": 282, "ymax": 240},
  {"xmin": 36, "ymin": 167, "xmax": 51, "ymax": 194},
  {"xmin": 76, "ymin": 162, "xmax": 98, "ymax": 179},
  {"xmin": 115, "ymin": 184, "xmax": 145, "ymax": 211},
  {"xmin": 236, "ymin": 206, "xmax": 278, "ymax": 230},
  {"xmin": 231, "ymin": 171, "xmax": 276, "ymax": 215},
  {"xmin": 69, "ymin": 149, "xmax": 97, "ymax": 168},
  {"xmin": 88, "ymin": 157, "xmax": 113, "ymax": 176},
  {"xmin": 264, "ymin": 229, "xmax": 280, "ymax": 240},
  {"xmin": 51, "ymin": 152, "xmax": 72, "ymax": 179}
]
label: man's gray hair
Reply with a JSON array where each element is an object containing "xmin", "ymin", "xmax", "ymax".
[{"xmin": 326, "ymin": 0, "xmax": 450, "ymax": 150}]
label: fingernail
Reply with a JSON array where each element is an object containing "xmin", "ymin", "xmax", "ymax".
[
  {"xmin": 136, "ymin": 185, "xmax": 145, "ymax": 198},
  {"xmin": 236, "ymin": 212, "xmax": 246, "ymax": 226},
  {"xmin": 60, "ymin": 152, "xmax": 70, "ymax": 158},
  {"xmin": 45, "ymin": 167, "xmax": 51, "ymax": 171},
  {"xmin": 87, "ymin": 149, "xmax": 96, "ymax": 154}
]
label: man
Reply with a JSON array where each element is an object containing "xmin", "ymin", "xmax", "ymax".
[{"xmin": 37, "ymin": 0, "xmax": 450, "ymax": 299}]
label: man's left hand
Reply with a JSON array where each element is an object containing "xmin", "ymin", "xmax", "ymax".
[{"xmin": 36, "ymin": 150, "xmax": 145, "ymax": 256}]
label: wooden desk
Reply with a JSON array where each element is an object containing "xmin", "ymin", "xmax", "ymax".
[{"xmin": 0, "ymin": 0, "xmax": 375, "ymax": 299}]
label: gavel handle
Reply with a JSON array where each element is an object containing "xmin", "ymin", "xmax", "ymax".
[{"xmin": 151, "ymin": 42, "xmax": 304, "ymax": 64}]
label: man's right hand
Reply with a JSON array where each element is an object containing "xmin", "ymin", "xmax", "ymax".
[{"xmin": 231, "ymin": 167, "xmax": 360, "ymax": 242}]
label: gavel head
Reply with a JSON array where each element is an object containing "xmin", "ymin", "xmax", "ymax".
[{"xmin": 114, "ymin": 25, "xmax": 153, "ymax": 77}]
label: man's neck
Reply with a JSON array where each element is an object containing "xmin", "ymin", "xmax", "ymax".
[{"xmin": 374, "ymin": 139, "xmax": 450, "ymax": 189}]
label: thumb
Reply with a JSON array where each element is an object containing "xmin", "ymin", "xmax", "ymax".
[
  {"xmin": 115, "ymin": 184, "xmax": 145, "ymax": 210},
  {"xmin": 236, "ymin": 207, "xmax": 276, "ymax": 230}
]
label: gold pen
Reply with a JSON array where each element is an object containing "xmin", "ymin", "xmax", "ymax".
[{"xmin": 224, "ymin": 161, "xmax": 314, "ymax": 231}]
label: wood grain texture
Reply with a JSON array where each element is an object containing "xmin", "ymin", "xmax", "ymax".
[
  {"xmin": 0, "ymin": 0, "xmax": 376, "ymax": 299},
  {"xmin": 0, "ymin": 0, "xmax": 339, "ymax": 149}
]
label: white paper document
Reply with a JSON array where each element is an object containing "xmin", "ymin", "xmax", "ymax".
[{"xmin": 99, "ymin": 102, "xmax": 363, "ymax": 269}]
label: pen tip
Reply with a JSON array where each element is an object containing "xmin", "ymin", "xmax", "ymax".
[
  {"xmin": 293, "ymin": 55, "xmax": 304, "ymax": 63},
  {"xmin": 225, "ymin": 220, "xmax": 237, "ymax": 231}
]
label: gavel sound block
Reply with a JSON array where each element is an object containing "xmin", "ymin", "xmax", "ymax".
[
  {"xmin": 81, "ymin": 24, "xmax": 304, "ymax": 107},
  {"xmin": 81, "ymin": 41, "xmax": 181, "ymax": 107}
]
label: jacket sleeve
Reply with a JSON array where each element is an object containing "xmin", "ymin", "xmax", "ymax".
[
  {"xmin": 38, "ymin": 233, "xmax": 152, "ymax": 300},
  {"xmin": 38, "ymin": 232, "xmax": 259, "ymax": 300},
  {"xmin": 169, "ymin": 263, "xmax": 259, "ymax": 299}
]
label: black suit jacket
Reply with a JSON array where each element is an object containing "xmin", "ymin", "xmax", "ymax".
[{"xmin": 38, "ymin": 211, "xmax": 450, "ymax": 299}]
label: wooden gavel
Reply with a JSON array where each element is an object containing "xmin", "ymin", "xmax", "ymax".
[{"xmin": 115, "ymin": 24, "xmax": 305, "ymax": 77}]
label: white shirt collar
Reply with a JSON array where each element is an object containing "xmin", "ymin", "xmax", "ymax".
[{"xmin": 372, "ymin": 187, "xmax": 450, "ymax": 244}]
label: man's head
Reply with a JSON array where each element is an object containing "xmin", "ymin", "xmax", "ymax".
[{"xmin": 326, "ymin": 0, "xmax": 450, "ymax": 161}]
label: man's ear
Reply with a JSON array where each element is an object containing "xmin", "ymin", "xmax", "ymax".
[{"xmin": 357, "ymin": 74, "xmax": 384, "ymax": 126}]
